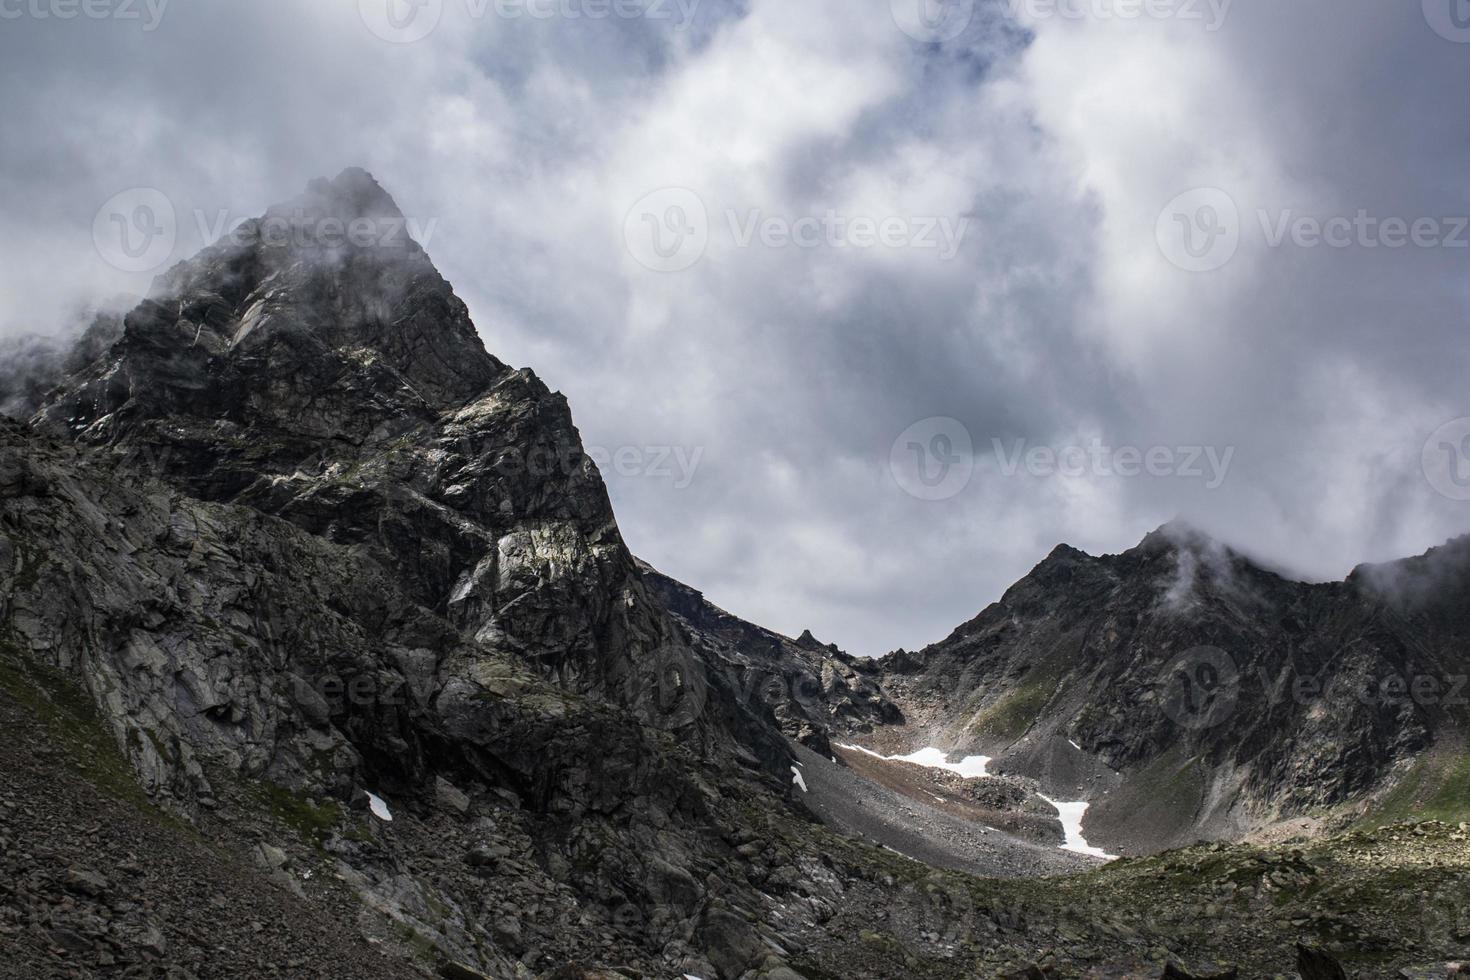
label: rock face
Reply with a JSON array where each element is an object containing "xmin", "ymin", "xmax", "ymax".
[
  {"xmin": 0, "ymin": 305, "xmax": 124, "ymax": 418},
  {"xmin": 31, "ymin": 167, "xmax": 780, "ymax": 761},
  {"xmin": 5, "ymin": 169, "xmax": 809, "ymax": 977},
  {"xmin": 0, "ymin": 663, "xmax": 421, "ymax": 979},
  {"xmin": 876, "ymin": 521, "xmax": 1470, "ymax": 853},
  {"xmin": 638, "ymin": 559, "xmax": 905, "ymax": 755}
]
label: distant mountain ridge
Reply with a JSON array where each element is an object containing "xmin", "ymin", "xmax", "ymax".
[{"xmin": 872, "ymin": 521, "xmax": 1470, "ymax": 853}]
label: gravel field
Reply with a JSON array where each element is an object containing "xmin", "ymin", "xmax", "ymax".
[{"xmin": 788, "ymin": 742, "xmax": 1097, "ymax": 880}]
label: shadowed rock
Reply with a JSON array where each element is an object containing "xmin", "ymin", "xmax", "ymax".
[{"xmin": 1296, "ymin": 943, "xmax": 1348, "ymax": 980}]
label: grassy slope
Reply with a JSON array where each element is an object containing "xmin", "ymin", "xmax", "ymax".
[{"xmin": 1362, "ymin": 743, "xmax": 1470, "ymax": 828}]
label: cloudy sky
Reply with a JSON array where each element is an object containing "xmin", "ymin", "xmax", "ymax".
[{"xmin": 2, "ymin": 0, "xmax": 1468, "ymax": 655}]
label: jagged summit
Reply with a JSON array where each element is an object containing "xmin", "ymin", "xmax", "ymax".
[
  {"xmin": 1135, "ymin": 517, "xmax": 1215, "ymax": 552},
  {"xmin": 1043, "ymin": 542, "xmax": 1094, "ymax": 561},
  {"xmin": 1350, "ymin": 533, "xmax": 1470, "ymax": 584},
  {"xmin": 794, "ymin": 628, "xmax": 842, "ymax": 654},
  {"xmin": 288, "ymin": 167, "xmax": 406, "ymax": 222},
  {"xmin": 36, "ymin": 170, "xmax": 505, "ymax": 451},
  {"xmin": 1033, "ymin": 520, "xmax": 1224, "ymax": 571},
  {"xmin": 1349, "ymin": 533, "xmax": 1470, "ymax": 631},
  {"xmin": 148, "ymin": 167, "xmax": 431, "ymax": 311}
]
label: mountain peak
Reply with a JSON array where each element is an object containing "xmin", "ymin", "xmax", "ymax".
[
  {"xmin": 1036, "ymin": 521, "xmax": 1218, "ymax": 573},
  {"xmin": 1348, "ymin": 533, "xmax": 1470, "ymax": 607},
  {"xmin": 796, "ymin": 628, "xmax": 841, "ymax": 655},
  {"xmin": 279, "ymin": 167, "xmax": 405, "ymax": 225},
  {"xmin": 1043, "ymin": 542, "xmax": 1093, "ymax": 562},
  {"xmin": 1137, "ymin": 518, "xmax": 1214, "ymax": 553},
  {"xmin": 36, "ymin": 170, "xmax": 504, "ymax": 450}
]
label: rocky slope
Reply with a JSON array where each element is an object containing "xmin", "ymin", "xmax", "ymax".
[
  {"xmin": 0, "ymin": 651, "xmax": 417, "ymax": 980},
  {"xmin": 638, "ymin": 560, "xmax": 904, "ymax": 755},
  {"xmin": 0, "ymin": 305, "xmax": 124, "ymax": 418},
  {"xmin": 875, "ymin": 522, "xmax": 1470, "ymax": 855},
  {"xmin": 32, "ymin": 169, "xmax": 759, "ymax": 750},
  {"xmin": 7, "ymin": 638, "xmax": 1470, "ymax": 979},
  {"xmin": 2, "ymin": 169, "xmax": 817, "ymax": 977},
  {"xmin": 4, "ymin": 168, "xmax": 1470, "ymax": 978}
]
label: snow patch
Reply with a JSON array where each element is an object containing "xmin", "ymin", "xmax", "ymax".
[
  {"xmin": 840, "ymin": 744, "xmax": 1117, "ymax": 860},
  {"xmin": 1039, "ymin": 796, "xmax": 1115, "ymax": 860},
  {"xmin": 791, "ymin": 767, "xmax": 808, "ymax": 793},
  {"xmin": 839, "ymin": 743, "xmax": 991, "ymax": 778},
  {"xmin": 366, "ymin": 791, "xmax": 393, "ymax": 822}
]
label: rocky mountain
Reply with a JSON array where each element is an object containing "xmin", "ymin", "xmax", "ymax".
[
  {"xmin": 0, "ymin": 305, "xmax": 124, "ymax": 418},
  {"xmin": 874, "ymin": 521, "xmax": 1470, "ymax": 854},
  {"xmin": 4, "ymin": 169, "xmax": 814, "ymax": 977},
  {"xmin": 3, "ymin": 169, "xmax": 1469, "ymax": 979},
  {"xmin": 32, "ymin": 169, "xmax": 722, "ymax": 739},
  {"xmin": 637, "ymin": 559, "xmax": 904, "ymax": 755}
]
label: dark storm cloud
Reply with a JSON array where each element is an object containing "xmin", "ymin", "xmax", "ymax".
[{"xmin": 1, "ymin": 0, "xmax": 1467, "ymax": 655}]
